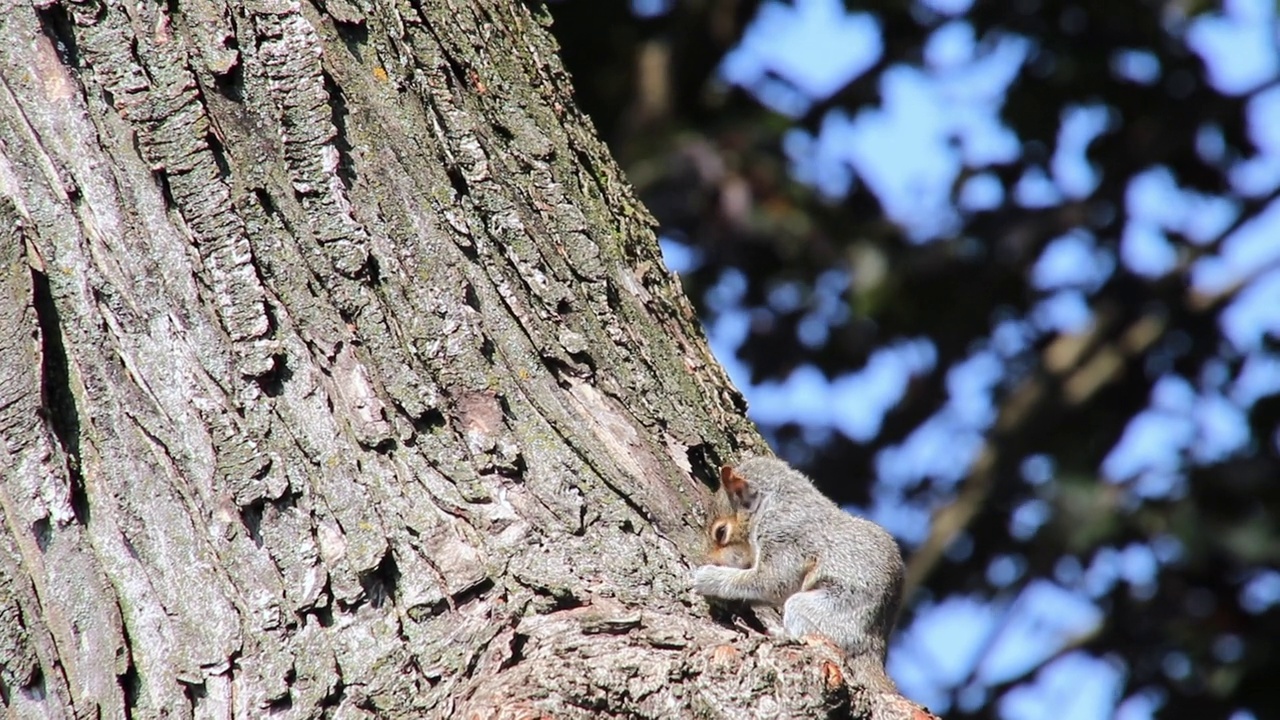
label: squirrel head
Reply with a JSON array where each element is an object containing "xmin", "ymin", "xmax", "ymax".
[{"xmin": 704, "ymin": 514, "xmax": 753, "ymax": 569}]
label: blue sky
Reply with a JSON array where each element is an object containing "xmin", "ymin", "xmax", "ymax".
[{"xmin": 657, "ymin": 0, "xmax": 1280, "ymax": 717}]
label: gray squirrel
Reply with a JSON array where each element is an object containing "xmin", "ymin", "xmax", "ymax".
[{"xmin": 693, "ymin": 457, "xmax": 905, "ymax": 672}]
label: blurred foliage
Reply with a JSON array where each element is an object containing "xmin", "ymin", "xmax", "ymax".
[{"xmin": 548, "ymin": 0, "xmax": 1279, "ymax": 718}]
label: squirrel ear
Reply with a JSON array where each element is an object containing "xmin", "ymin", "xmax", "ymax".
[
  {"xmin": 720, "ymin": 465, "xmax": 759, "ymax": 511},
  {"xmin": 719, "ymin": 465, "xmax": 742, "ymax": 494}
]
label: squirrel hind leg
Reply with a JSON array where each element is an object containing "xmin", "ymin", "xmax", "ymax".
[
  {"xmin": 779, "ymin": 589, "xmax": 831, "ymax": 640},
  {"xmin": 781, "ymin": 588, "xmax": 882, "ymax": 659}
]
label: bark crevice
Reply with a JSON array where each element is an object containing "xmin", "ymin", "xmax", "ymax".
[{"xmin": 31, "ymin": 268, "xmax": 86, "ymax": 525}]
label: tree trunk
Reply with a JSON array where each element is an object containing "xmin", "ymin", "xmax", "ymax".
[{"xmin": 0, "ymin": 0, "xmax": 922, "ymax": 717}]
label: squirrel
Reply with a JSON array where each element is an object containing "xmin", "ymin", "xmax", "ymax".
[{"xmin": 692, "ymin": 457, "xmax": 905, "ymax": 673}]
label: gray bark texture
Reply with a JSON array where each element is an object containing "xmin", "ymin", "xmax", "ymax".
[{"xmin": 0, "ymin": 0, "xmax": 936, "ymax": 717}]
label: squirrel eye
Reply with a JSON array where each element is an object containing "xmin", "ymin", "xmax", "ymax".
[{"xmin": 712, "ymin": 521, "xmax": 730, "ymax": 545}]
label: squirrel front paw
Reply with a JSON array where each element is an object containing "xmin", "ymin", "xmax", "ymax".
[{"xmin": 691, "ymin": 564, "xmax": 725, "ymax": 596}]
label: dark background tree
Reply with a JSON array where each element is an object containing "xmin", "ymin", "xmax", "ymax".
[{"xmin": 547, "ymin": 0, "xmax": 1280, "ymax": 718}]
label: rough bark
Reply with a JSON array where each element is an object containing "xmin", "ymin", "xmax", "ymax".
[{"xmin": 0, "ymin": 0, "xmax": 931, "ymax": 717}]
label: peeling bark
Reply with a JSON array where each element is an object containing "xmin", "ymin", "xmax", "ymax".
[{"xmin": 0, "ymin": 0, "xmax": 928, "ymax": 717}]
